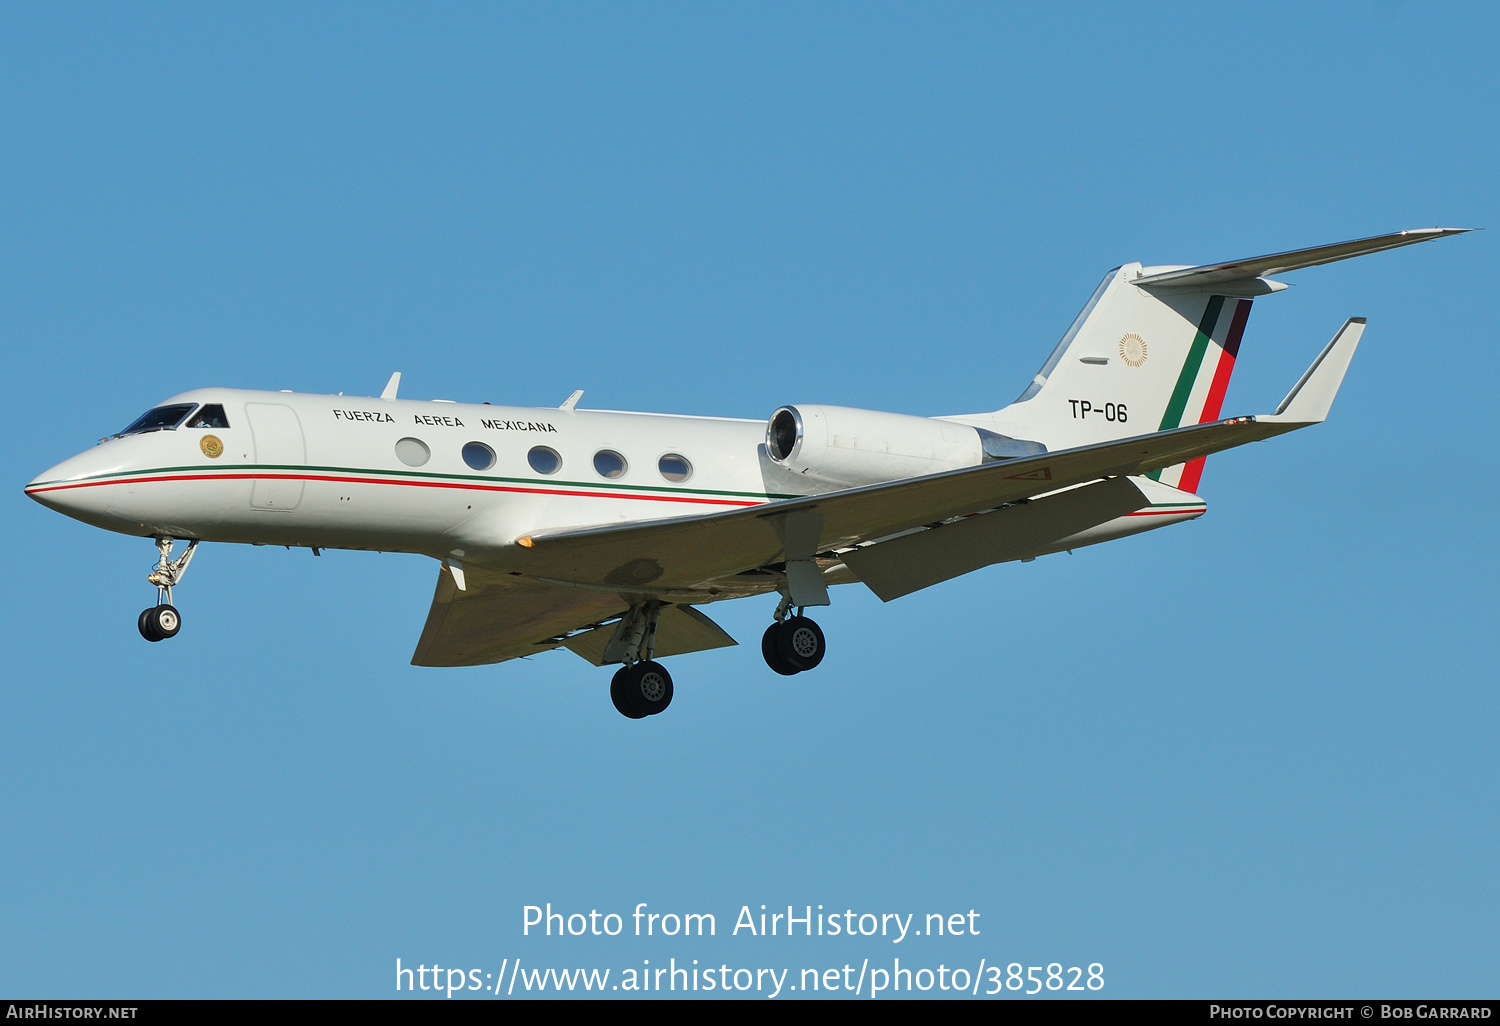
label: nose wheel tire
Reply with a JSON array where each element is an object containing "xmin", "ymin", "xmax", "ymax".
[
  {"xmin": 611, "ymin": 661, "xmax": 673, "ymax": 718},
  {"xmin": 138, "ymin": 604, "xmax": 181, "ymax": 642}
]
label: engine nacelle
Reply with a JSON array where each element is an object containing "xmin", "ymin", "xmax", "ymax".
[{"xmin": 765, "ymin": 404, "xmax": 987, "ymax": 488}]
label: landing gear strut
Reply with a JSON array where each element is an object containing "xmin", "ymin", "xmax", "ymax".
[
  {"xmin": 762, "ymin": 596, "xmax": 827, "ymax": 675},
  {"xmin": 138, "ymin": 537, "xmax": 197, "ymax": 642},
  {"xmin": 604, "ymin": 601, "xmax": 675, "ymax": 719}
]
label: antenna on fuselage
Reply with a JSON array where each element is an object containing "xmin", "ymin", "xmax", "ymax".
[
  {"xmin": 380, "ymin": 372, "xmax": 401, "ymax": 400},
  {"xmin": 559, "ymin": 389, "xmax": 584, "ymax": 412}
]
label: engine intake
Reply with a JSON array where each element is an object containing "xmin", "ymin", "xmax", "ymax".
[{"xmin": 768, "ymin": 407, "xmax": 801, "ymax": 463}]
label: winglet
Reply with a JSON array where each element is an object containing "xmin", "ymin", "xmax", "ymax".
[
  {"xmin": 1257, "ymin": 318, "xmax": 1366, "ymax": 425},
  {"xmin": 380, "ymin": 372, "xmax": 402, "ymax": 401}
]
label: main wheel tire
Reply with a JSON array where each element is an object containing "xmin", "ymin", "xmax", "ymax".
[
  {"xmin": 777, "ymin": 615, "xmax": 825, "ymax": 671},
  {"xmin": 148, "ymin": 604, "xmax": 182, "ymax": 640},
  {"xmin": 762, "ymin": 623, "xmax": 800, "ymax": 675},
  {"xmin": 610, "ymin": 666, "xmax": 648, "ymax": 719},
  {"xmin": 138, "ymin": 607, "xmax": 163, "ymax": 642},
  {"xmin": 620, "ymin": 660, "xmax": 674, "ymax": 716}
]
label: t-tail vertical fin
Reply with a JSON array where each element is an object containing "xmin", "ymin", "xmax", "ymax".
[
  {"xmin": 972, "ymin": 230, "xmax": 1468, "ymax": 489},
  {"xmin": 985, "ymin": 265, "xmax": 1261, "ymax": 464}
]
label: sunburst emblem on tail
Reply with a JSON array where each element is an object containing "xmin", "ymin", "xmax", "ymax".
[{"xmin": 1119, "ymin": 333, "xmax": 1147, "ymax": 367}]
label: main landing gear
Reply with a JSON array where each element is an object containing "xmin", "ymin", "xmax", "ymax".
[
  {"xmin": 761, "ymin": 598, "xmax": 827, "ymax": 676},
  {"xmin": 604, "ymin": 601, "xmax": 674, "ymax": 719},
  {"xmin": 601, "ymin": 595, "xmax": 828, "ymax": 717},
  {"xmin": 611, "ymin": 661, "xmax": 674, "ymax": 719},
  {"xmin": 138, "ymin": 537, "xmax": 197, "ymax": 643}
]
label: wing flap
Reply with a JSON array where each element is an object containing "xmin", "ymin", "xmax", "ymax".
[
  {"xmin": 562, "ymin": 605, "xmax": 738, "ymax": 666},
  {"xmin": 839, "ymin": 476, "xmax": 1150, "ymax": 601}
]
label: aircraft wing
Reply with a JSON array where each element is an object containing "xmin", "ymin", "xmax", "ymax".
[
  {"xmin": 413, "ymin": 415, "xmax": 1278, "ymax": 666},
  {"xmin": 419, "ymin": 317, "xmax": 1361, "ymax": 661},
  {"xmin": 410, "ymin": 415, "xmax": 1267, "ymax": 666},
  {"xmin": 510, "ymin": 413, "xmax": 1303, "ymax": 593},
  {"xmin": 513, "ymin": 316, "xmax": 1363, "ymax": 594},
  {"xmin": 410, "ymin": 564, "xmax": 741, "ymax": 667},
  {"xmin": 411, "ymin": 562, "xmax": 630, "ymax": 667}
]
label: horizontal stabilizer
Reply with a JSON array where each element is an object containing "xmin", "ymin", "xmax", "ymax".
[{"xmin": 1133, "ymin": 228, "xmax": 1470, "ymax": 289}]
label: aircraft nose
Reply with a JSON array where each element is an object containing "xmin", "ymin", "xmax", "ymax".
[{"xmin": 26, "ymin": 447, "xmax": 123, "ymax": 520}]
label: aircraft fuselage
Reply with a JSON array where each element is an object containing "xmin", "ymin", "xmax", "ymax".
[{"xmin": 27, "ymin": 388, "xmax": 800, "ymax": 566}]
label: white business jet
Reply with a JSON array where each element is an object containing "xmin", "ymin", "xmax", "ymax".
[{"xmin": 26, "ymin": 229, "xmax": 1465, "ymax": 718}]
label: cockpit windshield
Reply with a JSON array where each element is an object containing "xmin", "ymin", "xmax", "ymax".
[
  {"xmin": 117, "ymin": 404, "xmax": 198, "ymax": 436},
  {"xmin": 186, "ymin": 404, "xmax": 229, "ymax": 428}
]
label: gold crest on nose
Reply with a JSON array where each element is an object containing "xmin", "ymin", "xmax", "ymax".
[{"xmin": 200, "ymin": 435, "xmax": 224, "ymax": 458}]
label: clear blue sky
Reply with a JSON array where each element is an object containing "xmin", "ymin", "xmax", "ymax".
[{"xmin": 2, "ymin": 2, "xmax": 1495, "ymax": 999}]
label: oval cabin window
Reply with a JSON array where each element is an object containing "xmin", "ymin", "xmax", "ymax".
[
  {"xmin": 461, "ymin": 441, "xmax": 495, "ymax": 471},
  {"xmin": 395, "ymin": 437, "xmax": 430, "ymax": 467},
  {"xmin": 658, "ymin": 454, "xmax": 692, "ymax": 482},
  {"xmin": 593, "ymin": 450, "xmax": 628, "ymax": 479},
  {"xmin": 528, "ymin": 446, "xmax": 562, "ymax": 475}
]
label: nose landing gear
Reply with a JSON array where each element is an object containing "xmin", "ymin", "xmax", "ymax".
[
  {"xmin": 761, "ymin": 598, "xmax": 827, "ymax": 675},
  {"xmin": 138, "ymin": 537, "xmax": 197, "ymax": 643},
  {"xmin": 138, "ymin": 604, "xmax": 181, "ymax": 642}
]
